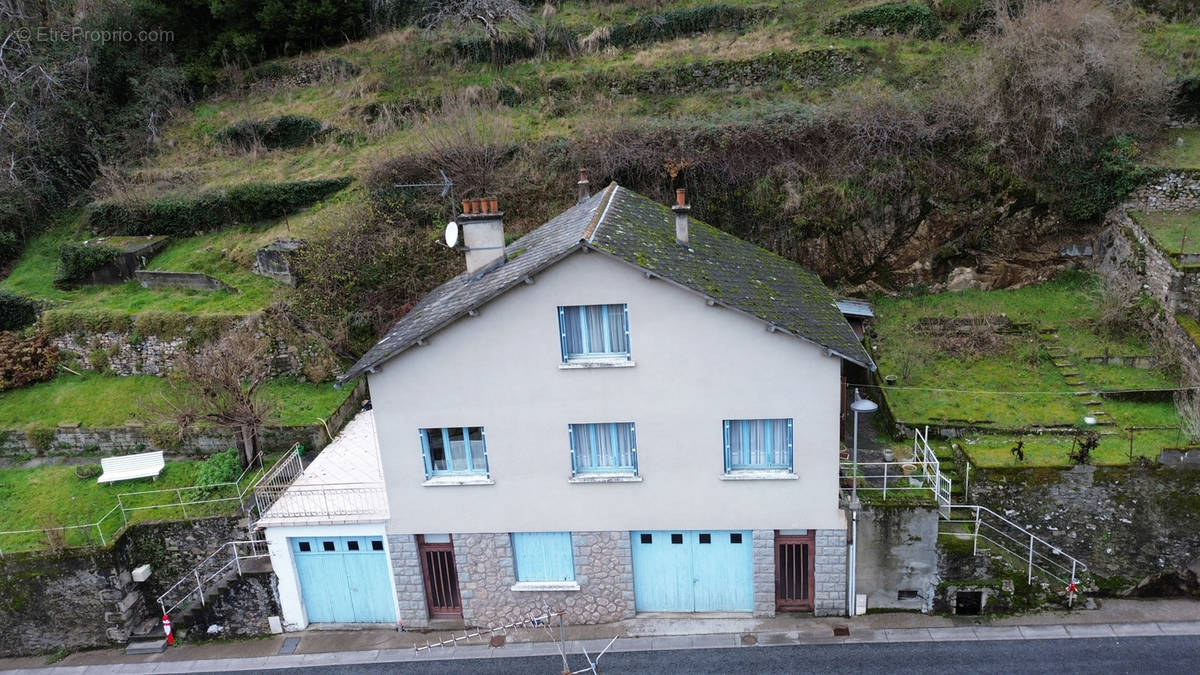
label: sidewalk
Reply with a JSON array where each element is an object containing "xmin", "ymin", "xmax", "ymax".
[{"xmin": 3, "ymin": 598, "xmax": 1198, "ymax": 673}]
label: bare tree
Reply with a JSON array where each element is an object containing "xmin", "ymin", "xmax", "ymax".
[
  {"xmin": 420, "ymin": 0, "xmax": 532, "ymax": 40},
  {"xmin": 157, "ymin": 324, "xmax": 276, "ymax": 468}
]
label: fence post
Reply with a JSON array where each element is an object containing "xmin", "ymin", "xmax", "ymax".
[
  {"xmin": 178, "ymin": 488, "xmax": 189, "ymax": 520},
  {"xmin": 234, "ymin": 543, "xmax": 243, "ymax": 577},
  {"xmin": 973, "ymin": 508, "xmax": 981, "ymax": 556},
  {"xmin": 195, "ymin": 569, "xmax": 205, "ymax": 606},
  {"xmin": 98, "ymin": 523, "xmax": 106, "ymax": 548},
  {"xmin": 882, "ymin": 462, "xmax": 888, "ymax": 501},
  {"xmin": 1027, "ymin": 533, "xmax": 1035, "ymax": 584}
]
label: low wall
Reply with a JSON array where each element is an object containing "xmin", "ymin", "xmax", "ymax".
[
  {"xmin": 0, "ymin": 515, "xmax": 278, "ymax": 657},
  {"xmin": 855, "ymin": 505, "xmax": 939, "ymax": 613},
  {"xmin": 135, "ymin": 271, "xmax": 236, "ymax": 293},
  {"xmin": 1130, "ymin": 171, "xmax": 1200, "ymax": 212},
  {"xmin": 969, "ymin": 465, "xmax": 1200, "ymax": 588}
]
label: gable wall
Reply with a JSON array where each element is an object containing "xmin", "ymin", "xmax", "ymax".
[{"xmin": 369, "ymin": 250, "xmax": 845, "ymax": 533}]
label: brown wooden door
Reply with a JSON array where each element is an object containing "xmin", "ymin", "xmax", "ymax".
[
  {"xmin": 417, "ymin": 535, "xmax": 463, "ymax": 619},
  {"xmin": 775, "ymin": 531, "xmax": 815, "ymax": 612}
]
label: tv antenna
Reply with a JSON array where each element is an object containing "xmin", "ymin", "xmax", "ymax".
[{"xmin": 393, "ymin": 168, "xmax": 454, "ymax": 199}]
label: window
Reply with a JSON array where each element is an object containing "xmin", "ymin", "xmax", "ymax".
[
  {"xmin": 558, "ymin": 304, "xmax": 630, "ymax": 361},
  {"xmin": 723, "ymin": 418, "xmax": 793, "ymax": 472},
  {"xmin": 420, "ymin": 426, "xmax": 488, "ymax": 478},
  {"xmin": 512, "ymin": 532, "xmax": 574, "ymax": 582},
  {"xmin": 347, "ymin": 540, "xmax": 360, "ymax": 551},
  {"xmin": 569, "ymin": 422, "xmax": 637, "ymax": 474}
]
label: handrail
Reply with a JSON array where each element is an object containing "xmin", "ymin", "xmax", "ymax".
[{"xmin": 157, "ymin": 539, "xmax": 269, "ymax": 618}]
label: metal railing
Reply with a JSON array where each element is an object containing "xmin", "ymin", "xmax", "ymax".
[
  {"xmin": 0, "ymin": 446, "xmax": 297, "ymax": 556},
  {"xmin": 157, "ymin": 539, "xmax": 270, "ymax": 617},
  {"xmin": 254, "ymin": 483, "xmax": 387, "ymax": 521},
  {"xmin": 941, "ymin": 504, "xmax": 1086, "ymax": 588},
  {"xmin": 253, "ymin": 445, "xmax": 304, "ymax": 516},
  {"xmin": 913, "ymin": 426, "xmax": 952, "ymax": 516},
  {"xmin": 840, "ymin": 460, "xmax": 940, "ymax": 503}
]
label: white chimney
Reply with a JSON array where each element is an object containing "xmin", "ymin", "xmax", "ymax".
[
  {"xmin": 671, "ymin": 188, "xmax": 691, "ymax": 246},
  {"xmin": 459, "ymin": 197, "xmax": 506, "ymax": 274},
  {"xmin": 577, "ymin": 167, "xmax": 591, "ymax": 203}
]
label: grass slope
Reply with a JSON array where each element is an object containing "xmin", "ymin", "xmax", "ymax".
[{"xmin": 0, "ymin": 374, "xmax": 352, "ymax": 428}]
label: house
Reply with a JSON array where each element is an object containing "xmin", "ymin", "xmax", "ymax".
[{"xmin": 264, "ymin": 180, "xmax": 874, "ymax": 630}]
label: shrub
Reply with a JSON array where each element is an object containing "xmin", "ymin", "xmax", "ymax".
[
  {"xmin": 606, "ymin": 4, "xmax": 751, "ymax": 48},
  {"xmin": 0, "ymin": 332, "xmax": 57, "ymax": 392},
  {"xmin": 196, "ymin": 448, "xmax": 242, "ymax": 494},
  {"xmin": 23, "ymin": 423, "xmax": 56, "ymax": 453},
  {"xmin": 216, "ymin": 115, "xmax": 326, "ymax": 150},
  {"xmin": 74, "ymin": 463, "xmax": 102, "ymax": 479},
  {"xmin": 828, "ymin": 3, "xmax": 942, "ymax": 39},
  {"xmin": 0, "ymin": 231, "xmax": 19, "ymax": 266},
  {"xmin": 86, "ymin": 178, "xmax": 353, "ymax": 235},
  {"xmin": 88, "ymin": 348, "xmax": 111, "ymax": 374},
  {"xmin": 1177, "ymin": 75, "xmax": 1200, "ymax": 119},
  {"xmin": 1060, "ymin": 136, "xmax": 1148, "ymax": 221},
  {"xmin": 0, "ymin": 290, "xmax": 39, "ymax": 332},
  {"xmin": 56, "ymin": 242, "xmax": 121, "ymax": 285}
]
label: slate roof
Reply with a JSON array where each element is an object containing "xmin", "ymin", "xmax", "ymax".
[{"xmin": 340, "ymin": 183, "xmax": 872, "ymax": 384}]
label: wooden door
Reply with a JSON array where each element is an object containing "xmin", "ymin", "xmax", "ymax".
[
  {"xmin": 775, "ymin": 531, "xmax": 815, "ymax": 612},
  {"xmin": 417, "ymin": 535, "xmax": 462, "ymax": 619}
]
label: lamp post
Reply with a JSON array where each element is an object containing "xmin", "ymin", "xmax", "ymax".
[
  {"xmin": 848, "ymin": 388, "xmax": 877, "ymax": 618},
  {"xmin": 849, "ymin": 388, "xmax": 879, "ymax": 505}
]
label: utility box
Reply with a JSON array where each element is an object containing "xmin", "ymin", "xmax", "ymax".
[{"xmin": 132, "ymin": 564, "xmax": 152, "ymax": 583}]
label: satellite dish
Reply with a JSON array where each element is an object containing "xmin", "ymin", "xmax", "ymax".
[{"xmin": 445, "ymin": 221, "xmax": 459, "ymax": 248}]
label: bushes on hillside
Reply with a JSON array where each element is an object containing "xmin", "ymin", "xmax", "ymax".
[
  {"xmin": 86, "ymin": 178, "xmax": 353, "ymax": 236},
  {"xmin": 1177, "ymin": 75, "xmax": 1200, "ymax": 119},
  {"xmin": 0, "ymin": 333, "xmax": 58, "ymax": 392},
  {"xmin": 195, "ymin": 448, "xmax": 243, "ymax": 495},
  {"xmin": 0, "ymin": 291, "xmax": 39, "ymax": 332},
  {"xmin": 0, "ymin": 231, "xmax": 20, "ymax": 267},
  {"xmin": 605, "ymin": 5, "xmax": 751, "ymax": 48},
  {"xmin": 828, "ymin": 3, "xmax": 943, "ymax": 39},
  {"xmin": 216, "ymin": 116, "xmax": 327, "ymax": 150},
  {"xmin": 1060, "ymin": 136, "xmax": 1148, "ymax": 221},
  {"xmin": 41, "ymin": 309, "xmax": 239, "ymax": 345},
  {"xmin": 56, "ymin": 242, "xmax": 121, "ymax": 286}
]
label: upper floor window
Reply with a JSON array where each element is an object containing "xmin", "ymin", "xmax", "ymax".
[
  {"xmin": 723, "ymin": 418, "xmax": 793, "ymax": 472},
  {"xmin": 512, "ymin": 532, "xmax": 575, "ymax": 582},
  {"xmin": 420, "ymin": 426, "xmax": 488, "ymax": 478},
  {"xmin": 569, "ymin": 422, "xmax": 637, "ymax": 475},
  {"xmin": 558, "ymin": 304, "xmax": 630, "ymax": 362}
]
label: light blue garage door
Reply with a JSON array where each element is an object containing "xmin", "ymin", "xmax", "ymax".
[
  {"xmin": 631, "ymin": 530, "xmax": 753, "ymax": 612},
  {"xmin": 292, "ymin": 536, "xmax": 396, "ymax": 623}
]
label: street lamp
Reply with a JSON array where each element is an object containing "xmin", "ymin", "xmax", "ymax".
[
  {"xmin": 847, "ymin": 388, "xmax": 877, "ymax": 619},
  {"xmin": 849, "ymin": 388, "xmax": 879, "ymax": 505}
]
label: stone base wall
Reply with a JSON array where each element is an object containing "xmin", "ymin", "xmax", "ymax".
[
  {"xmin": 814, "ymin": 528, "xmax": 848, "ymax": 617},
  {"xmin": 188, "ymin": 573, "xmax": 280, "ymax": 638},
  {"xmin": 752, "ymin": 529, "xmax": 775, "ymax": 617},
  {"xmin": 387, "ymin": 534, "xmax": 430, "ymax": 629},
  {"xmin": 453, "ymin": 531, "xmax": 634, "ymax": 628},
  {"xmin": 855, "ymin": 506, "xmax": 940, "ymax": 613}
]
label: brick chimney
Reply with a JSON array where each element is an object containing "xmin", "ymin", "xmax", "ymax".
[
  {"xmin": 577, "ymin": 168, "xmax": 591, "ymax": 203},
  {"xmin": 671, "ymin": 188, "xmax": 691, "ymax": 246},
  {"xmin": 459, "ymin": 197, "xmax": 506, "ymax": 274}
]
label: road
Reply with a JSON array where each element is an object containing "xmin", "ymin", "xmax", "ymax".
[{"xmin": 198, "ymin": 635, "xmax": 1200, "ymax": 674}]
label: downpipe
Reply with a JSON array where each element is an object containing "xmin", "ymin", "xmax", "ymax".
[{"xmin": 847, "ymin": 509, "xmax": 858, "ymax": 617}]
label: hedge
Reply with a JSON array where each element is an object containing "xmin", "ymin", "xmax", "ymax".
[
  {"xmin": 827, "ymin": 3, "xmax": 943, "ymax": 40},
  {"xmin": 86, "ymin": 177, "xmax": 353, "ymax": 236},
  {"xmin": 56, "ymin": 242, "xmax": 121, "ymax": 285},
  {"xmin": 0, "ymin": 332, "xmax": 58, "ymax": 392},
  {"xmin": 216, "ymin": 115, "xmax": 326, "ymax": 150},
  {"xmin": 606, "ymin": 4, "xmax": 752, "ymax": 48},
  {"xmin": 0, "ymin": 231, "xmax": 19, "ymax": 266},
  {"xmin": 41, "ymin": 309, "xmax": 240, "ymax": 343},
  {"xmin": 0, "ymin": 290, "xmax": 39, "ymax": 332}
]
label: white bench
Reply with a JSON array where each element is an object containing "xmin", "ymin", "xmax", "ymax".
[{"xmin": 98, "ymin": 451, "xmax": 166, "ymax": 484}]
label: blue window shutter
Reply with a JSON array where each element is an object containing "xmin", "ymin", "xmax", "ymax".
[
  {"xmin": 723, "ymin": 420, "xmax": 731, "ymax": 473},
  {"xmin": 558, "ymin": 307, "xmax": 568, "ymax": 362},
  {"xmin": 786, "ymin": 419, "xmax": 794, "ymax": 470},
  {"xmin": 568, "ymin": 425, "xmax": 577, "ymax": 475},
  {"xmin": 630, "ymin": 423, "xmax": 638, "ymax": 475},
  {"xmin": 623, "ymin": 304, "xmax": 631, "ymax": 359},
  {"xmin": 513, "ymin": 532, "xmax": 574, "ymax": 581},
  {"xmin": 480, "ymin": 427, "xmax": 490, "ymax": 478},
  {"xmin": 462, "ymin": 427, "xmax": 473, "ymax": 471},
  {"xmin": 419, "ymin": 430, "xmax": 432, "ymax": 480}
]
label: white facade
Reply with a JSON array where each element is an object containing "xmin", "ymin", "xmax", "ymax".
[{"xmin": 369, "ymin": 249, "xmax": 845, "ymax": 534}]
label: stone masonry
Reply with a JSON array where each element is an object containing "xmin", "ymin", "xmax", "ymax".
[
  {"xmin": 453, "ymin": 531, "xmax": 634, "ymax": 627},
  {"xmin": 751, "ymin": 529, "xmax": 775, "ymax": 617},
  {"xmin": 387, "ymin": 534, "xmax": 430, "ymax": 629},
  {"xmin": 814, "ymin": 528, "xmax": 848, "ymax": 617}
]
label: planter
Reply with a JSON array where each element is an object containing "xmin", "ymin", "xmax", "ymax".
[
  {"xmin": 901, "ymin": 463, "xmax": 917, "ymax": 476},
  {"xmin": 882, "ymin": 450, "xmax": 895, "ymax": 462},
  {"xmin": 884, "ymin": 375, "xmax": 898, "ymax": 385}
]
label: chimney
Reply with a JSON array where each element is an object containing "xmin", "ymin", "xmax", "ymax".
[
  {"xmin": 459, "ymin": 196, "xmax": 506, "ymax": 274},
  {"xmin": 577, "ymin": 168, "xmax": 591, "ymax": 203},
  {"xmin": 671, "ymin": 188, "xmax": 691, "ymax": 246}
]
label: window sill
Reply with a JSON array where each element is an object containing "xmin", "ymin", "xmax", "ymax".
[
  {"xmin": 558, "ymin": 359, "xmax": 635, "ymax": 370},
  {"xmin": 719, "ymin": 471, "xmax": 798, "ymax": 481},
  {"xmin": 569, "ymin": 473, "xmax": 642, "ymax": 484},
  {"xmin": 511, "ymin": 581, "xmax": 580, "ymax": 592},
  {"xmin": 422, "ymin": 475, "xmax": 494, "ymax": 487}
]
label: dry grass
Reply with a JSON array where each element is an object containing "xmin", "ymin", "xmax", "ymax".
[{"xmin": 628, "ymin": 27, "xmax": 801, "ymax": 67}]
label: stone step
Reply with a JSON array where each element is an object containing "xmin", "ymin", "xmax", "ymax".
[
  {"xmin": 125, "ymin": 638, "xmax": 167, "ymax": 655},
  {"xmin": 1060, "ymin": 371, "xmax": 1079, "ymax": 377},
  {"xmin": 1073, "ymin": 391, "xmax": 1091, "ymax": 397}
]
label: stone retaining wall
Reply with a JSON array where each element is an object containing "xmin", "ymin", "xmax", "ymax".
[
  {"xmin": 135, "ymin": 271, "xmax": 235, "ymax": 293},
  {"xmin": 1130, "ymin": 171, "xmax": 1200, "ymax": 212}
]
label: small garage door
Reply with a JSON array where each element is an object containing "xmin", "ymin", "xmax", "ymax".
[
  {"xmin": 631, "ymin": 530, "xmax": 753, "ymax": 612},
  {"xmin": 292, "ymin": 536, "xmax": 396, "ymax": 623}
]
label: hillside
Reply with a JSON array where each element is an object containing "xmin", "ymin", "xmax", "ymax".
[{"xmin": 1, "ymin": 0, "xmax": 1197, "ymax": 358}]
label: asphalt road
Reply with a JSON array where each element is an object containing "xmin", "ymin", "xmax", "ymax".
[{"xmin": 199, "ymin": 635, "xmax": 1200, "ymax": 674}]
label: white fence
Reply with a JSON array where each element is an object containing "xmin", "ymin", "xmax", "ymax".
[
  {"xmin": 255, "ymin": 483, "xmax": 388, "ymax": 521},
  {"xmin": 942, "ymin": 504, "xmax": 1086, "ymax": 588},
  {"xmin": 157, "ymin": 539, "xmax": 270, "ymax": 617},
  {"xmin": 252, "ymin": 445, "xmax": 305, "ymax": 516}
]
